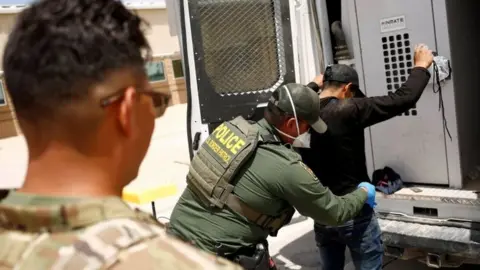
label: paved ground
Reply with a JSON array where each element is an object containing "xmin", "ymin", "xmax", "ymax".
[{"xmin": 0, "ymin": 104, "xmax": 476, "ymax": 269}]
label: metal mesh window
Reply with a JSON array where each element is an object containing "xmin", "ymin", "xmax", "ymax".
[
  {"xmin": 382, "ymin": 33, "xmax": 417, "ymax": 116},
  {"xmin": 194, "ymin": 0, "xmax": 286, "ymax": 95}
]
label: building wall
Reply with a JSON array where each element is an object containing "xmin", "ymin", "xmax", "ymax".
[{"xmin": 0, "ymin": 8, "xmax": 186, "ymax": 139}]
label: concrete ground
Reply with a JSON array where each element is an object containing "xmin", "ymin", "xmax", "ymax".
[{"xmin": 0, "ymin": 104, "xmax": 476, "ymax": 269}]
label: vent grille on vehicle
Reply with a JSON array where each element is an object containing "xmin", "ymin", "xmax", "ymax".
[
  {"xmin": 382, "ymin": 33, "xmax": 417, "ymax": 116},
  {"xmin": 194, "ymin": 0, "xmax": 286, "ymax": 95}
]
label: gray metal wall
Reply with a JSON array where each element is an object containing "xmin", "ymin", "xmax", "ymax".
[
  {"xmin": 351, "ymin": 0, "xmax": 450, "ymax": 185},
  {"xmin": 347, "ymin": 0, "xmax": 480, "ymax": 188}
]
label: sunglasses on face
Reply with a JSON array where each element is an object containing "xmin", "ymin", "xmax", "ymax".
[{"xmin": 100, "ymin": 87, "xmax": 171, "ymax": 116}]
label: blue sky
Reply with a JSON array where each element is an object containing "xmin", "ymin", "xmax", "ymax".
[{"xmin": 0, "ymin": 0, "xmax": 166, "ymax": 5}]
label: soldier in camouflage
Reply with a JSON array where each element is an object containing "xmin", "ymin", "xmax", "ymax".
[{"xmin": 0, "ymin": 0, "xmax": 241, "ymax": 269}]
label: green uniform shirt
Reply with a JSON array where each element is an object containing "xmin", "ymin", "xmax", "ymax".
[
  {"xmin": 0, "ymin": 192, "xmax": 241, "ymax": 270},
  {"xmin": 169, "ymin": 119, "xmax": 367, "ymax": 254}
]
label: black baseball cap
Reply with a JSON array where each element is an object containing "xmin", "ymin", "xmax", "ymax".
[
  {"xmin": 268, "ymin": 83, "xmax": 328, "ymax": 133},
  {"xmin": 323, "ymin": 64, "xmax": 365, "ymax": 97}
]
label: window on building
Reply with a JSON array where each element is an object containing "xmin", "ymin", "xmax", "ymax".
[
  {"xmin": 172, "ymin": 59, "xmax": 184, "ymax": 78},
  {"xmin": 145, "ymin": 60, "xmax": 166, "ymax": 82},
  {"xmin": 0, "ymin": 80, "xmax": 6, "ymax": 106}
]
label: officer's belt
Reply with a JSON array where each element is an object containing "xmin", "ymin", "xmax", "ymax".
[{"xmin": 225, "ymin": 193, "xmax": 292, "ymax": 237}]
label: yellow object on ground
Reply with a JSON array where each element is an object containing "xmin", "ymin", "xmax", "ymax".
[{"xmin": 122, "ymin": 184, "xmax": 178, "ymax": 204}]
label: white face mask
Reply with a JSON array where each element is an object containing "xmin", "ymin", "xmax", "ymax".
[
  {"xmin": 276, "ymin": 128, "xmax": 311, "ymax": 148},
  {"xmin": 274, "ymin": 86, "xmax": 311, "ymax": 148}
]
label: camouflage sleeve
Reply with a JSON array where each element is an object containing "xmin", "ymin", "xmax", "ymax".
[{"xmin": 109, "ymin": 234, "xmax": 244, "ymax": 270}]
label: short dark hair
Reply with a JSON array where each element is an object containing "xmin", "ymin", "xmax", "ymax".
[
  {"xmin": 3, "ymin": 0, "xmax": 151, "ymax": 122},
  {"xmin": 323, "ymin": 80, "xmax": 347, "ymax": 90}
]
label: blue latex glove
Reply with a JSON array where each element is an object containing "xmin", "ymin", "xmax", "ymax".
[{"xmin": 358, "ymin": 182, "xmax": 377, "ymax": 208}]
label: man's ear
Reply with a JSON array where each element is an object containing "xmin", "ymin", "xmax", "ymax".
[
  {"xmin": 285, "ymin": 117, "xmax": 299, "ymax": 135},
  {"xmin": 286, "ymin": 117, "xmax": 296, "ymax": 128},
  {"xmin": 118, "ymin": 87, "xmax": 136, "ymax": 137},
  {"xmin": 344, "ymin": 83, "xmax": 354, "ymax": 98}
]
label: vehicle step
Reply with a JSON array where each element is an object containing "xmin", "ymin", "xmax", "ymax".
[
  {"xmin": 378, "ymin": 186, "xmax": 480, "ymax": 204},
  {"xmin": 376, "ymin": 186, "xmax": 480, "ymax": 222},
  {"xmin": 379, "ymin": 218, "xmax": 480, "ymax": 258}
]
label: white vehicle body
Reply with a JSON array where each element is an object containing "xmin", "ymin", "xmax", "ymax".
[{"xmin": 168, "ymin": 0, "xmax": 480, "ymax": 267}]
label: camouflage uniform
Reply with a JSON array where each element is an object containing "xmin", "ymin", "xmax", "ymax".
[{"xmin": 0, "ymin": 192, "xmax": 243, "ymax": 270}]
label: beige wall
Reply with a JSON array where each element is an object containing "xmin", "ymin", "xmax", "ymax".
[
  {"xmin": 0, "ymin": 8, "xmax": 186, "ymax": 139},
  {"xmin": 0, "ymin": 12, "xmax": 19, "ymax": 138},
  {"xmin": 0, "ymin": 14, "xmax": 17, "ymax": 68},
  {"xmin": 140, "ymin": 9, "xmax": 180, "ymax": 56}
]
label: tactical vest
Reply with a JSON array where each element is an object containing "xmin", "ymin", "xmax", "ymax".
[{"xmin": 187, "ymin": 116, "xmax": 295, "ymax": 236}]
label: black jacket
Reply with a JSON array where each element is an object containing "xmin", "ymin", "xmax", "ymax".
[{"xmin": 299, "ymin": 67, "xmax": 431, "ymax": 195}]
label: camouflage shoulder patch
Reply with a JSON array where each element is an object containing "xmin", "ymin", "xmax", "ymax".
[{"xmin": 298, "ymin": 162, "xmax": 319, "ymax": 181}]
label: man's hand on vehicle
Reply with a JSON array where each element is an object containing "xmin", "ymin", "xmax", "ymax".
[
  {"xmin": 414, "ymin": 43, "xmax": 434, "ymax": 69},
  {"xmin": 358, "ymin": 182, "xmax": 377, "ymax": 208}
]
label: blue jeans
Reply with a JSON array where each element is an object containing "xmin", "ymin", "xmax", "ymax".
[{"xmin": 314, "ymin": 206, "xmax": 383, "ymax": 270}]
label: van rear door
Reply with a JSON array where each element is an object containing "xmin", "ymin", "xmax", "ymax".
[{"xmin": 176, "ymin": 0, "xmax": 300, "ymax": 158}]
